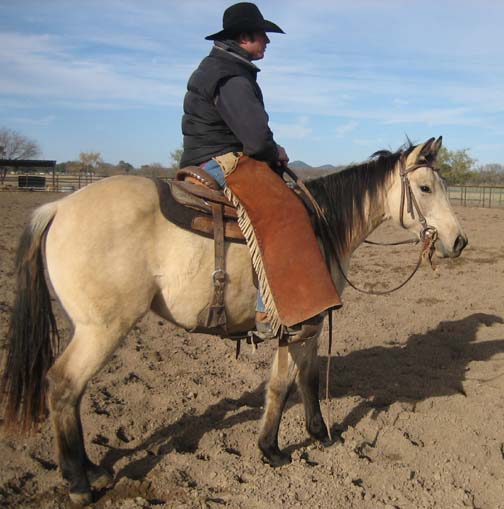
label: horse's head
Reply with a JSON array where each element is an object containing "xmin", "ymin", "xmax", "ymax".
[{"xmin": 386, "ymin": 137, "xmax": 468, "ymax": 258}]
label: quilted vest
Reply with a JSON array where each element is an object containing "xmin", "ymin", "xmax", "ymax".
[{"xmin": 180, "ymin": 46, "xmax": 263, "ymax": 168}]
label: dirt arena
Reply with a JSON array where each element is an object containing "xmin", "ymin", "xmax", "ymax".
[{"xmin": 1, "ymin": 189, "xmax": 503, "ymax": 509}]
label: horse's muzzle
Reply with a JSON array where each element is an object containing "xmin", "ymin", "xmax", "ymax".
[
  {"xmin": 435, "ymin": 233, "xmax": 468, "ymax": 258},
  {"xmin": 453, "ymin": 234, "xmax": 468, "ymax": 256}
]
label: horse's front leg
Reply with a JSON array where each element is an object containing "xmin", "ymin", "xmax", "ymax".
[
  {"xmin": 258, "ymin": 344, "xmax": 298, "ymax": 467},
  {"xmin": 259, "ymin": 319, "xmax": 327, "ymax": 466},
  {"xmin": 295, "ymin": 331, "xmax": 330, "ymax": 444}
]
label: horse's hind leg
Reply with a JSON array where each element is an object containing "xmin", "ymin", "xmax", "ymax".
[{"xmin": 47, "ymin": 325, "xmax": 121, "ymax": 505}]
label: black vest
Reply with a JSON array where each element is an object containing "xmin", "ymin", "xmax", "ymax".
[{"xmin": 180, "ymin": 46, "xmax": 263, "ymax": 168}]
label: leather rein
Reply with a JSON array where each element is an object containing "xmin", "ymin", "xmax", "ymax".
[
  {"xmin": 281, "ymin": 160, "xmax": 440, "ymax": 436},
  {"xmin": 284, "ymin": 158, "xmax": 440, "ymax": 297},
  {"xmin": 340, "ymin": 158, "xmax": 439, "ymax": 296}
]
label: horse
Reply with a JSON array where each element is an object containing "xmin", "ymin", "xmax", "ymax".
[{"xmin": 0, "ymin": 137, "xmax": 467, "ymax": 505}]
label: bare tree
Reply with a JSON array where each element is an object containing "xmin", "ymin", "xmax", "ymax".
[
  {"xmin": 78, "ymin": 152, "xmax": 103, "ymax": 174},
  {"xmin": 170, "ymin": 146, "xmax": 183, "ymax": 168},
  {"xmin": 0, "ymin": 128, "xmax": 41, "ymax": 160}
]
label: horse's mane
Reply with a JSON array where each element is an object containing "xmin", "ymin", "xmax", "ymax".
[{"xmin": 305, "ymin": 141, "xmax": 416, "ymax": 257}]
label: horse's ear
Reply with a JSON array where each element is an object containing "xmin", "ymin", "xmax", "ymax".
[
  {"xmin": 408, "ymin": 137, "xmax": 434, "ymax": 163},
  {"xmin": 419, "ymin": 137, "xmax": 436, "ymax": 157},
  {"xmin": 431, "ymin": 136, "xmax": 443, "ymax": 157}
]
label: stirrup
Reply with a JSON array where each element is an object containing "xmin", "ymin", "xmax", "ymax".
[{"xmin": 252, "ymin": 320, "xmax": 277, "ymax": 340}]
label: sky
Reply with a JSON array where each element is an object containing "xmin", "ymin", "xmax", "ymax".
[{"xmin": 1, "ymin": 0, "xmax": 503, "ymax": 168}]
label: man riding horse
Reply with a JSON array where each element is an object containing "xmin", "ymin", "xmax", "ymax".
[{"xmin": 180, "ymin": 2, "xmax": 341, "ymax": 339}]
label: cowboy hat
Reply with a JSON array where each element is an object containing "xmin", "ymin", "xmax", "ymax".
[{"xmin": 205, "ymin": 2, "xmax": 285, "ymax": 41}]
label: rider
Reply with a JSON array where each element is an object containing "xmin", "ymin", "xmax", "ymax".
[{"xmin": 180, "ymin": 2, "xmax": 289, "ymax": 336}]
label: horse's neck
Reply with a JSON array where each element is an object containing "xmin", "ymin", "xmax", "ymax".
[
  {"xmin": 347, "ymin": 192, "xmax": 389, "ymax": 255},
  {"xmin": 331, "ymin": 185, "xmax": 390, "ymax": 292}
]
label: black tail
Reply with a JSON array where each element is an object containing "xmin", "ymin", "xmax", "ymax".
[{"xmin": 0, "ymin": 205, "xmax": 59, "ymax": 433}]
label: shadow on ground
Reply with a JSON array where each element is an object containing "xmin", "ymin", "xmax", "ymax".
[{"xmin": 97, "ymin": 312, "xmax": 504, "ymax": 494}]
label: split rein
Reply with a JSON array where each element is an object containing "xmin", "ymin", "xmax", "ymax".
[
  {"xmin": 283, "ymin": 160, "xmax": 439, "ymax": 297},
  {"xmin": 282, "ymin": 161, "xmax": 439, "ymax": 439}
]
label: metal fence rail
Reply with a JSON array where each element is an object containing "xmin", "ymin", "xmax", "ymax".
[
  {"xmin": 1, "ymin": 173, "xmax": 100, "ymax": 192},
  {"xmin": 2, "ymin": 174, "xmax": 504, "ymax": 209},
  {"xmin": 448, "ymin": 185, "xmax": 504, "ymax": 208}
]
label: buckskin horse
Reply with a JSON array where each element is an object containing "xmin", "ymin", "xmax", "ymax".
[{"xmin": 1, "ymin": 137, "xmax": 467, "ymax": 504}]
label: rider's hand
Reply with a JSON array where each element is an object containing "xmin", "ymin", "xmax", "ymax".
[{"xmin": 276, "ymin": 144, "xmax": 289, "ymax": 166}]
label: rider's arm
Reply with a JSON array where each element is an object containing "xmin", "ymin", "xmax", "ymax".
[{"xmin": 215, "ymin": 76, "xmax": 279, "ymax": 163}]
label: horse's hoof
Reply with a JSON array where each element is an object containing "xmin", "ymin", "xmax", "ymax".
[
  {"xmin": 308, "ymin": 426, "xmax": 331, "ymax": 445},
  {"xmin": 87, "ymin": 464, "xmax": 114, "ymax": 489},
  {"xmin": 260, "ymin": 445, "xmax": 292, "ymax": 467},
  {"xmin": 307, "ymin": 415, "xmax": 331, "ymax": 445},
  {"xmin": 69, "ymin": 490, "xmax": 93, "ymax": 506}
]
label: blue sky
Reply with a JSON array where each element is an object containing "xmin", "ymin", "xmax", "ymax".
[{"xmin": 1, "ymin": 0, "xmax": 503, "ymax": 167}]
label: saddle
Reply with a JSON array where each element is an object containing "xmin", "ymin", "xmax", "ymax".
[
  {"xmin": 154, "ymin": 166, "xmax": 244, "ymax": 243},
  {"xmin": 152, "ymin": 166, "xmax": 247, "ymax": 336}
]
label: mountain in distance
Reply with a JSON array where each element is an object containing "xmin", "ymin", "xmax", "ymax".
[
  {"xmin": 290, "ymin": 160, "xmax": 312, "ymax": 169},
  {"xmin": 289, "ymin": 160, "xmax": 343, "ymax": 179}
]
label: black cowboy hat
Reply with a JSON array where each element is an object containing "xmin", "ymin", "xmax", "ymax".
[{"xmin": 205, "ymin": 2, "xmax": 285, "ymax": 41}]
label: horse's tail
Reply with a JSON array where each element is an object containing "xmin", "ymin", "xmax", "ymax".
[{"xmin": 1, "ymin": 201, "xmax": 60, "ymax": 433}]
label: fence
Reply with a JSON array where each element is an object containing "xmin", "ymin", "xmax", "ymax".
[
  {"xmin": 447, "ymin": 185, "xmax": 504, "ymax": 208},
  {"xmin": 2, "ymin": 173, "xmax": 504, "ymax": 209},
  {"xmin": 0, "ymin": 173, "xmax": 150, "ymax": 192}
]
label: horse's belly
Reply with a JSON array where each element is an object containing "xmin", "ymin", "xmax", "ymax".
[{"xmin": 152, "ymin": 224, "xmax": 256, "ymax": 332}]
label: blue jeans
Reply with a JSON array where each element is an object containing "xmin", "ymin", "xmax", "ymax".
[
  {"xmin": 202, "ymin": 159, "xmax": 265, "ymax": 313},
  {"xmin": 202, "ymin": 159, "xmax": 226, "ymax": 188}
]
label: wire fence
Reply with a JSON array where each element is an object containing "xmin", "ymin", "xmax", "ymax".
[{"xmin": 2, "ymin": 174, "xmax": 504, "ymax": 209}]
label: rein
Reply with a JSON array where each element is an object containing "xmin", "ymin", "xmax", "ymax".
[
  {"xmin": 303, "ymin": 157, "xmax": 439, "ymax": 296},
  {"xmin": 282, "ymin": 158, "xmax": 439, "ymax": 443}
]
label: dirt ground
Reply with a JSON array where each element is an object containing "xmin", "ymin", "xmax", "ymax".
[{"xmin": 0, "ymin": 190, "xmax": 503, "ymax": 509}]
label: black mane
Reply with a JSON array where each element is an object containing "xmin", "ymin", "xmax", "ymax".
[{"xmin": 305, "ymin": 142, "xmax": 416, "ymax": 257}]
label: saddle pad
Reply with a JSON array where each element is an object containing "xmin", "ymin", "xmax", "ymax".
[
  {"xmin": 152, "ymin": 178, "xmax": 244, "ymax": 243},
  {"xmin": 222, "ymin": 156, "xmax": 342, "ymax": 333}
]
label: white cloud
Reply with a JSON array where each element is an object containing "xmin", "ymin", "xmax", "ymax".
[
  {"xmin": 335, "ymin": 121, "xmax": 359, "ymax": 137},
  {"xmin": 11, "ymin": 115, "xmax": 56, "ymax": 126},
  {"xmin": 0, "ymin": 32, "xmax": 186, "ymax": 108},
  {"xmin": 271, "ymin": 116, "xmax": 312, "ymax": 140}
]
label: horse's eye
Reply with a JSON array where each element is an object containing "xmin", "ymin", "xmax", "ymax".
[{"xmin": 420, "ymin": 185, "xmax": 431, "ymax": 193}]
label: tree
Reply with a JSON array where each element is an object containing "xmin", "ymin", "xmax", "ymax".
[
  {"xmin": 78, "ymin": 152, "xmax": 103, "ymax": 174},
  {"xmin": 118, "ymin": 160, "xmax": 134, "ymax": 174},
  {"xmin": 437, "ymin": 146, "xmax": 476, "ymax": 185},
  {"xmin": 138, "ymin": 163, "xmax": 175, "ymax": 179},
  {"xmin": 469, "ymin": 163, "xmax": 504, "ymax": 185},
  {"xmin": 170, "ymin": 147, "xmax": 183, "ymax": 169},
  {"xmin": 0, "ymin": 127, "xmax": 41, "ymax": 160}
]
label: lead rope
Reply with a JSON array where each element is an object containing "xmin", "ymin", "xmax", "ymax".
[{"xmin": 325, "ymin": 309, "xmax": 333, "ymax": 441}]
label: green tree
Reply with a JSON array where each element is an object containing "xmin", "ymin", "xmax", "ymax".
[
  {"xmin": 118, "ymin": 160, "xmax": 134, "ymax": 174},
  {"xmin": 437, "ymin": 146, "xmax": 476, "ymax": 185}
]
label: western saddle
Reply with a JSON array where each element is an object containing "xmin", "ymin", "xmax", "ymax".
[{"xmin": 153, "ymin": 166, "xmax": 244, "ymax": 337}]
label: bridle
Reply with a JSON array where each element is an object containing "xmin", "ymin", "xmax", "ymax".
[
  {"xmin": 338, "ymin": 156, "xmax": 440, "ymax": 296},
  {"xmin": 398, "ymin": 156, "xmax": 439, "ymax": 243}
]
